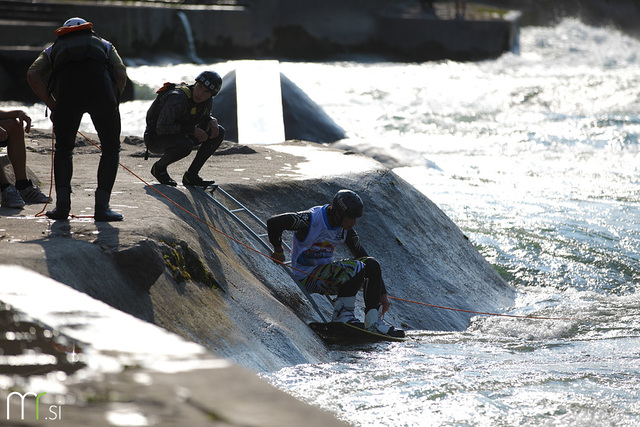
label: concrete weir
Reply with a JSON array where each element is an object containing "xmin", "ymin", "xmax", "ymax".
[
  {"xmin": 0, "ymin": 0, "xmax": 521, "ymax": 102},
  {"xmin": 0, "ymin": 126, "xmax": 515, "ymax": 424}
]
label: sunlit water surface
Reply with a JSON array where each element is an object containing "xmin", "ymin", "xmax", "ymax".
[{"xmin": 5, "ymin": 18, "xmax": 640, "ymax": 426}]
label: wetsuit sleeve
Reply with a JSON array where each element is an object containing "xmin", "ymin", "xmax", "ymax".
[
  {"xmin": 345, "ymin": 229, "xmax": 368, "ymax": 258},
  {"xmin": 155, "ymin": 91, "xmax": 191, "ymax": 135},
  {"xmin": 108, "ymin": 45, "xmax": 126, "ymax": 70},
  {"xmin": 267, "ymin": 211, "xmax": 311, "ymax": 250}
]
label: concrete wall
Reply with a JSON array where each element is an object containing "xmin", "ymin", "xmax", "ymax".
[
  {"xmin": 42, "ymin": 3, "xmax": 253, "ymax": 57},
  {"xmin": 0, "ymin": 1, "xmax": 520, "ymax": 102}
]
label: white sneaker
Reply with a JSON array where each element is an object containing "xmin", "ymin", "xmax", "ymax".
[
  {"xmin": 1, "ymin": 185, "xmax": 26, "ymax": 208},
  {"xmin": 331, "ymin": 296, "xmax": 362, "ymax": 325},
  {"xmin": 365, "ymin": 308, "xmax": 405, "ymax": 338},
  {"xmin": 19, "ymin": 181, "xmax": 51, "ymax": 203}
]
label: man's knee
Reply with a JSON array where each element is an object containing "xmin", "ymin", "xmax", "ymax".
[
  {"xmin": 214, "ymin": 125, "xmax": 225, "ymax": 142},
  {"xmin": 0, "ymin": 118, "xmax": 24, "ymax": 141},
  {"xmin": 54, "ymin": 139, "xmax": 75, "ymax": 155},
  {"xmin": 338, "ymin": 268, "xmax": 366, "ymax": 297},
  {"xmin": 101, "ymin": 139, "xmax": 121, "ymax": 155},
  {"xmin": 100, "ymin": 146, "xmax": 121, "ymax": 159},
  {"xmin": 206, "ymin": 125, "xmax": 225, "ymax": 149},
  {"xmin": 363, "ymin": 257, "xmax": 381, "ymax": 277}
]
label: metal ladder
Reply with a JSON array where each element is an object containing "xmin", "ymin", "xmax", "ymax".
[{"xmin": 200, "ymin": 186, "xmax": 328, "ymax": 322}]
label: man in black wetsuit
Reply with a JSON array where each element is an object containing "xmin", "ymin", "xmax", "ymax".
[
  {"xmin": 267, "ymin": 189, "xmax": 405, "ymax": 338},
  {"xmin": 27, "ymin": 17, "xmax": 127, "ymax": 221},
  {"xmin": 144, "ymin": 71, "xmax": 225, "ymax": 187}
]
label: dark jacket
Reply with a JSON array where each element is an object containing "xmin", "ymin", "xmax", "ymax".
[{"xmin": 145, "ymin": 84, "xmax": 213, "ymax": 136}]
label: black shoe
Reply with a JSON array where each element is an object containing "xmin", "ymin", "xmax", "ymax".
[
  {"xmin": 94, "ymin": 204, "xmax": 123, "ymax": 222},
  {"xmin": 45, "ymin": 206, "xmax": 70, "ymax": 220},
  {"xmin": 151, "ymin": 163, "xmax": 177, "ymax": 186},
  {"xmin": 182, "ymin": 171, "xmax": 215, "ymax": 187}
]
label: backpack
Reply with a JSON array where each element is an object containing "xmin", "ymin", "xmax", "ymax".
[{"xmin": 144, "ymin": 82, "xmax": 192, "ymax": 160}]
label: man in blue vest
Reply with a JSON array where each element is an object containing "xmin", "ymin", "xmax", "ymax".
[
  {"xmin": 27, "ymin": 17, "xmax": 127, "ymax": 221},
  {"xmin": 144, "ymin": 72, "xmax": 225, "ymax": 187},
  {"xmin": 267, "ymin": 189, "xmax": 405, "ymax": 338}
]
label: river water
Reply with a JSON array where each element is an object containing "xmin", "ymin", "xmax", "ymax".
[{"xmin": 6, "ymin": 18, "xmax": 639, "ymax": 426}]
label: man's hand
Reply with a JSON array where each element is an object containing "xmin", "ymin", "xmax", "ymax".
[
  {"xmin": 193, "ymin": 127, "xmax": 209, "ymax": 143},
  {"xmin": 206, "ymin": 118, "xmax": 219, "ymax": 139},
  {"xmin": 18, "ymin": 111, "xmax": 31, "ymax": 133},
  {"xmin": 380, "ymin": 294, "xmax": 391, "ymax": 314},
  {"xmin": 194, "ymin": 118, "xmax": 219, "ymax": 143}
]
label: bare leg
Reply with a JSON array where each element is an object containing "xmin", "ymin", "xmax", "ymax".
[{"xmin": 0, "ymin": 118, "xmax": 28, "ymax": 181}]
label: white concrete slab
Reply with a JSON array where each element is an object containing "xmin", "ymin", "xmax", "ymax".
[
  {"xmin": 235, "ymin": 60, "xmax": 286, "ymax": 145},
  {"xmin": 0, "ymin": 265, "xmax": 227, "ymax": 374}
]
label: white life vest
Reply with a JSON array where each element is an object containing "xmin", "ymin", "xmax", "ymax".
[{"xmin": 291, "ymin": 205, "xmax": 346, "ymax": 280}]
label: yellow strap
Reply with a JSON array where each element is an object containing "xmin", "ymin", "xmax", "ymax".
[{"xmin": 178, "ymin": 85, "xmax": 192, "ymax": 99}]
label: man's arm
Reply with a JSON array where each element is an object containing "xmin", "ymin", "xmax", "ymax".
[
  {"xmin": 26, "ymin": 51, "xmax": 56, "ymax": 110},
  {"xmin": 115, "ymin": 67, "xmax": 127, "ymax": 96},
  {"xmin": 266, "ymin": 211, "xmax": 311, "ymax": 261},
  {"xmin": 0, "ymin": 110, "xmax": 31, "ymax": 133},
  {"xmin": 345, "ymin": 229, "xmax": 368, "ymax": 258},
  {"xmin": 108, "ymin": 45, "xmax": 127, "ymax": 95}
]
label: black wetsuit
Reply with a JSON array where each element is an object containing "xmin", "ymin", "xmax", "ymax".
[{"xmin": 48, "ymin": 30, "xmax": 121, "ymax": 197}]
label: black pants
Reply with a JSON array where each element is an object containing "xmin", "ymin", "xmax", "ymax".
[
  {"xmin": 331, "ymin": 257, "xmax": 388, "ymax": 312},
  {"xmin": 144, "ymin": 125, "xmax": 225, "ymax": 175},
  {"xmin": 52, "ymin": 63, "xmax": 121, "ymax": 196}
]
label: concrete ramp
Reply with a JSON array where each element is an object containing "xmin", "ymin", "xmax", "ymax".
[{"xmin": 235, "ymin": 60, "xmax": 286, "ymax": 145}]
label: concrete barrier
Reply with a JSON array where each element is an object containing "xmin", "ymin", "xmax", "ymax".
[{"xmin": 0, "ymin": 1, "xmax": 521, "ymax": 102}]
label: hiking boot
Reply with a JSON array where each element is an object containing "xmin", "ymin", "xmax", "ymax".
[
  {"xmin": 151, "ymin": 162, "xmax": 177, "ymax": 186},
  {"xmin": 46, "ymin": 187, "xmax": 70, "ymax": 220},
  {"xmin": 94, "ymin": 204, "xmax": 123, "ymax": 222},
  {"xmin": 46, "ymin": 206, "xmax": 70, "ymax": 220},
  {"xmin": 365, "ymin": 307, "xmax": 405, "ymax": 338},
  {"xmin": 1, "ymin": 185, "xmax": 25, "ymax": 208},
  {"xmin": 182, "ymin": 171, "xmax": 215, "ymax": 187},
  {"xmin": 331, "ymin": 296, "xmax": 363, "ymax": 326},
  {"xmin": 19, "ymin": 181, "xmax": 51, "ymax": 203}
]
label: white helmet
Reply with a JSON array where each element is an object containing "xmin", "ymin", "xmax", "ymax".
[{"xmin": 63, "ymin": 17, "xmax": 88, "ymax": 27}]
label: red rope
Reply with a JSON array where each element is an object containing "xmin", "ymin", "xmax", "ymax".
[{"xmin": 34, "ymin": 128, "xmax": 55, "ymax": 217}]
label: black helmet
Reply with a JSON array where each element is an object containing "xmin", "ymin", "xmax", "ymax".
[
  {"xmin": 333, "ymin": 190, "xmax": 364, "ymax": 218},
  {"xmin": 195, "ymin": 71, "xmax": 222, "ymax": 96}
]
